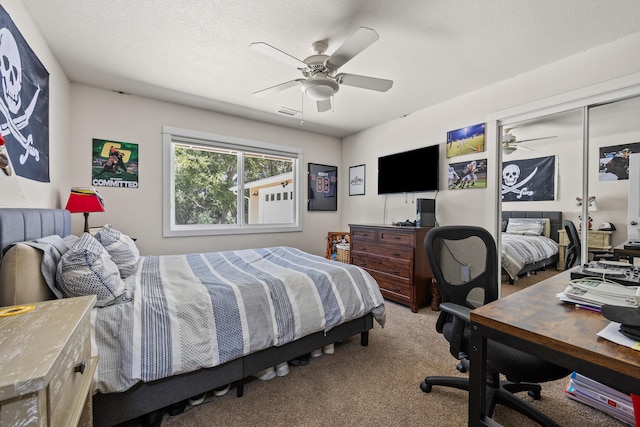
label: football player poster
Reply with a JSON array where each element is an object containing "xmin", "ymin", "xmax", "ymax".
[
  {"xmin": 91, "ymin": 138, "xmax": 139, "ymax": 188},
  {"xmin": 599, "ymin": 142, "xmax": 640, "ymax": 181},
  {"xmin": 446, "ymin": 123, "xmax": 485, "ymax": 158},
  {"xmin": 448, "ymin": 159, "xmax": 487, "ymax": 190}
]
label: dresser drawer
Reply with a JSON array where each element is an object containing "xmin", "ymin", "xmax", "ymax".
[
  {"xmin": 351, "ymin": 253, "xmax": 412, "ymax": 279},
  {"xmin": 49, "ymin": 319, "xmax": 93, "ymax": 426},
  {"xmin": 379, "ymin": 230, "xmax": 415, "ymax": 246},
  {"xmin": 350, "ymin": 228, "xmax": 378, "ymax": 241},
  {"xmin": 373, "ymin": 275, "xmax": 412, "ymax": 300},
  {"xmin": 351, "ymin": 240, "xmax": 413, "ymax": 260}
]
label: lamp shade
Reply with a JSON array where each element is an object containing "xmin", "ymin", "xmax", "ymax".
[{"xmin": 65, "ymin": 187, "xmax": 105, "ymax": 213}]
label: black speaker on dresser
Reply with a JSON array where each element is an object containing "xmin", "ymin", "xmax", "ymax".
[{"xmin": 416, "ymin": 198, "xmax": 436, "ymax": 227}]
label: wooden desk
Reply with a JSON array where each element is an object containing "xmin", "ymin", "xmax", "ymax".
[
  {"xmin": 557, "ymin": 229, "xmax": 613, "ymax": 270},
  {"xmin": 469, "ymin": 270, "xmax": 640, "ymax": 426}
]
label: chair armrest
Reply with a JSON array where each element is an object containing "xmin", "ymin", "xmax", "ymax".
[
  {"xmin": 439, "ymin": 302, "xmax": 473, "ymax": 360},
  {"xmin": 439, "ymin": 302, "xmax": 472, "ymax": 322}
]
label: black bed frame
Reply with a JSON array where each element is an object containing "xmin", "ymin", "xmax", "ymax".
[
  {"xmin": 93, "ymin": 315, "xmax": 373, "ymax": 426},
  {"xmin": 501, "ymin": 210, "xmax": 563, "ymax": 282}
]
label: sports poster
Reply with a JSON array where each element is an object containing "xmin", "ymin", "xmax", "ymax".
[
  {"xmin": 448, "ymin": 159, "xmax": 487, "ymax": 190},
  {"xmin": 92, "ymin": 139, "xmax": 139, "ymax": 188},
  {"xmin": 502, "ymin": 155, "xmax": 556, "ymax": 201},
  {"xmin": 0, "ymin": 5, "xmax": 50, "ymax": 182},
  {"xmin": 599, "ymin": 142, "xmax": 640, "ymax": 181},
  {"xmin": 446, "ymin": 123, "xmax": 485, "ymax": 158}
]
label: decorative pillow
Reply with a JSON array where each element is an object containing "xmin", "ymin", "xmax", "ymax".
[
  {"xmin": 93, "ymin": 225, "xmax": 139, "ymax": 279},
  {"xmin": 56, "ymin": 232, "xmax": 130, "ymax": 307},
  {"xmin": 505, "ymin": 218, "xmax": 546, "ymax": 236}
]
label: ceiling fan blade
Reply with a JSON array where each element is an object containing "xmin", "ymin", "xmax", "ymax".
[
  {"xmin": 252, "ymin": 79, "xmax": 304, "ymax": 97},
  {"xmin": 514, "ymin": 136, "xmax": 558, "ymax": 144},
  {"xmin": 325, "ymin": 27, "xmax": 379, "ymax": 70},
  {"xmin": 336, "ymin": 73, "xmax": 393, "ymax": 92},
  {"xmin": 250, "ymin": 42, "xmax": 307, "ymax": 69},
  {"xmin": 317, "ymin": 98, "xmax": 332, "ymax": 112}
]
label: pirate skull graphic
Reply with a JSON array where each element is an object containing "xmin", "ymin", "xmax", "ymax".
[
  {"xmin": 502, "ymin": 164, "xmax": 520, "ymax": 186},
  {"xmin": 0, "ymin": 28, "xmax": 22, "ymax": 114}
]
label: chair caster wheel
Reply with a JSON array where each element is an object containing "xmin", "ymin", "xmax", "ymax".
[
  {"xmin": 528, "ymin": 389, "xmax": 542, "ymax": 400},
  {"xmin": 420, "ymin": 381, "xmax": 432, "ymax": 393}
]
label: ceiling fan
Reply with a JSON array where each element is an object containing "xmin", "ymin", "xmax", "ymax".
[
  {"xmin": 501, "ymin": 128, "xmax": 557, "ymax": 155},
  {"xmin": 250, "ymin": 27, "xmax": 393, "ymax": 112}
]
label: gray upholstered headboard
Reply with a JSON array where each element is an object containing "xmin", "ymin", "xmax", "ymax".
[
  {"xmin": 0, "ymin": 208, "xmax": 71, "ymax": 262},
  {"xmin": 501, "ymin": 210, "xmax": 563, "ymax": 243}
]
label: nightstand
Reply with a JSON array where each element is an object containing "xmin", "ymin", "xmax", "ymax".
[
  {"xmin": 0, "ymin": 295, "xmax": 97, "ymax": 426},
  {"xmin": 557, "ymin": 229, "xmax": 613, "ymax": 270}
]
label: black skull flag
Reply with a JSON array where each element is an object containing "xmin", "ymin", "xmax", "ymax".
[
  {"xmin": 0, "ymin": 5, "xmax": 49, "ymax": 182},
  {"xmin": 502, "ymin": 155, "xmax": 556, "ymax": 202}
]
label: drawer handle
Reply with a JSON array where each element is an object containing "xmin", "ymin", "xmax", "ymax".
[
  {"xmin": 390, "ymin": 252, "xmax": 401, "ymax": 257},
  {"xmin": 358, "ymin": 247, "xmax": 367, "ymax": 251},
  {"xmin": 389, "ymin": 269, "xmax": 400, "ymax": 274},
  {"xmin": 388, "ymin": 286, "xmax": 401, "ymax": 292},
  {"xmin": 75, "ymin": 360, "xmax": 86, "ymax": 375}
]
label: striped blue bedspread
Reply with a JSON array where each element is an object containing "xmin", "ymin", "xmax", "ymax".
[
  {"xmin": 501, "ymin": 234, "xmax": 558, "ymax": 280},
  {"xmin": 91, "ymin": 246, "xmax": 385, "ymax": 393}
]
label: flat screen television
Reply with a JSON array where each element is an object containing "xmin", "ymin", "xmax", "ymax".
[{"xmin": 378, "ymin": 145, "xmax": 439, "ymax": 194}]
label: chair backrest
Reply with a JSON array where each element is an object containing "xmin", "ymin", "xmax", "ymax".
[
  {"xmin": 425, "ymin": 225, "xmax": 498, "ymax": 309},
  {"xmin": 563, "ymin": 219, "xmax": 581, "ymax": 268}
]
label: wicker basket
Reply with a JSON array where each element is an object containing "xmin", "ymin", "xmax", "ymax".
[{"xmin": 336, "ymin": 243, "xmax": 350, "ymax": 263}]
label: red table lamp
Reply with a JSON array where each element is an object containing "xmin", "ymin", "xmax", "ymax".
[{"xmin": 65, "ymin": 187, "xmax": 105, "ymax": 233}]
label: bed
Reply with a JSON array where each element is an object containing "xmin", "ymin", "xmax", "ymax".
[
  {"xmin": 0, "ymin": 208, "xmax": 386, "ymax": 426},
  {"xmin": 500, "ymin": 211, "xmax": 562, "ymax": 283}
]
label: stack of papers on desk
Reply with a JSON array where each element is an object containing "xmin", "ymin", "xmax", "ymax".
[
  {"xmin": 597, "ymin": 322, "xmax": 640, "ymax": 351},
  {"xmin": 557, "ymin": 279, "xmax": 640, "ymax": 308},
  {"xmin": 564, "ymin": 372, "xmax": 636, "ymax": 425}
]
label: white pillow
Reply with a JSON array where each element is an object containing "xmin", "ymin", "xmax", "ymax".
[
  {"xmin": 56, "ymin": 232, "xmax": 130, "ymax": 307},
  {"xmin": 505, "ymin": 218, "xmax": 546, "ymax": 236},
  {"xmin": 93, "ymin": 225, "xmax": 139, "ymax": 279}
]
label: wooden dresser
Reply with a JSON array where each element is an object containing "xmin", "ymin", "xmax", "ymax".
[
  {"xmin": 349, "ymin": 224, "xmax": 432, "ymax": 312},
  {"xmin": 0, "ymin": 295, "xmax": 97, "ymax": 426}
]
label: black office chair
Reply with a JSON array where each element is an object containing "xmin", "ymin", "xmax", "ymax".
[
  {"xmin": 564, "ymin": 219, "xmax": 614, "ymax": 269},
  {"xmin": 420, "ymin": 225, "xmax": 570, "ymax": 426}
]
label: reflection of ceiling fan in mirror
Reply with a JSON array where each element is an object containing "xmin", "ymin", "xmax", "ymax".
[
  {"xmin": 501, "ymin": 128, "xmax": 557, "ymax": 155},
  {"xmin": 250, "ymin": 27, "xmax": 393, "ymax": 112}
]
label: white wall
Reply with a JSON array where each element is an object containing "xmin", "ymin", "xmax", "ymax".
[
  {"xmin": 0, "ymin": 0, "xmax": 71, "ymax": 208},
  {"xmin": 69, "ymin": 85, "xmax": 342, "ymax": 256},
  {"xmin": 341, "ymin": 33, "xmax": 640, "ymax": 242}
]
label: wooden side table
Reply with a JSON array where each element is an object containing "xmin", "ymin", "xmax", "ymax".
[
  {"xmin": 557, "ymin": 229, "xmax": 612, "ymax": 269},
  {"xmin": 0, "ymin": 296, "xmax": 97, "ymax": 426}
]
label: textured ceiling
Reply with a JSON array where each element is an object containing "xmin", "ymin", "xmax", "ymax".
[{"xmin": 21, "ymin": 0, "xmax": 640, "ymax": 138}]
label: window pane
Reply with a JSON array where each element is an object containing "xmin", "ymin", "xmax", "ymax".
[
  {"xmin": 174, "ymin": 145, "xmax": 238, "ymax": 225},
  {"xmin": 244, "ymin": 152, "xmax": 294, "ymax": 224}
]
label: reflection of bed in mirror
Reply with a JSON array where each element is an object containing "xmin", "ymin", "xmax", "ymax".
[
  {"xmin": 501, "ymin": 211, "xmax": 562, "ymax": 284},
  {"xmin": 0, "ymin": 208, "xmax": 386, "ymax": 426}
]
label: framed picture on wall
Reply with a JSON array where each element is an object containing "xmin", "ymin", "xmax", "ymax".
[
  {"xmin": 599, "ymin": 142, "xmax": 640, "ymax": 181},
  {"xmin": 448, "ymin": 159, "xmax": 487, "ymax": 190},
  {"xmin": 349, "ymin": 164, "xmax": 365, "ymax": 196},
  {"xmin": 446, "ymin": 123, "xmax": 486, "ymax": 158},
  {"xmin": 308, "ymin": 163, "xmax": 337, "ymax": 211}
]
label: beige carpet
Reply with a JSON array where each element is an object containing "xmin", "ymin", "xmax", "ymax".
[{"xmin": 159, "ymin": 269, "xmax": 626, "ymax": 427}]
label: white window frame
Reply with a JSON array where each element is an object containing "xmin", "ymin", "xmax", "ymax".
[{"xmin": 163, "ymin": 126, "xmax": 303, "ymax": 237}]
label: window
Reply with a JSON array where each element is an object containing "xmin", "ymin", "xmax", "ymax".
[{"xmin": 163, "ymin": 126, "xmax": 302, "ymax": 236}]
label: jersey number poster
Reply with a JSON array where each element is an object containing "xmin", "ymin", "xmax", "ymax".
[{"xmin": 92, "ymin": 139, "xmax": 139, "ymax": 188}]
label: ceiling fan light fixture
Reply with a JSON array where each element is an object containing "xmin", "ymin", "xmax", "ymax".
[
  {"xmin": 502, "ymin": 145, "xmax": 517, "ymax": 155},
  {"xmin": 302, "ymin": 76, "xmax": 339, "ymax": 100}
]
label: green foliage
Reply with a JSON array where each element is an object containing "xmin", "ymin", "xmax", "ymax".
[{"xmin": 173, "ymin": 147, "xmax": 294, "ymax": 225}]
